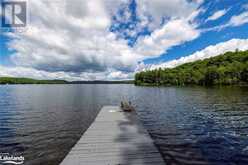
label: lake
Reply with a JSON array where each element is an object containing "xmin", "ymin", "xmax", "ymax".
[{"xmin": 0, "ymin": 84, "xmax": 248, "ymax": 165}]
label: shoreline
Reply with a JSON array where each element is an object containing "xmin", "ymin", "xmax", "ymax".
[
  {"xmin": 134, "ymin": 83, "xmax": 248, "ymax": 87},
  {"xmin": 0, "ymin": 77, "xmax": 134, "ymax": 85}
]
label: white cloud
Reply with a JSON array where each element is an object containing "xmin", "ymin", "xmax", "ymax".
[
  {"xmin": 2, "ymin": 0, "xmax": 203, "ymax": 80},
  {"xmin": 206, "ymin": 9, "xmax": 228, "ymax": 21},
  {"xmin": 134, "ymin": 19, "xmax": 200, "ymax": 56},
  {"xmin": 3, "ymin": 38, "xmax": 247, "ymax": 80},
  {"xmin": 206, "ymin": 11, "xmax": 248, "ymax": 31},
  {"xmin": 227, "ymin": 11, "xmax": 248, "ymax": 27},
  {"xmin": 107, "ymin": 71, "xmax": 133, "ymax": 80},
  {"xmin": 0, "ymin": 65, "xmax": 80, "ymax": 81},
  {"xmin": 0, "ymin": 65, "xmax": 132, "ymax": 81},
  {"xmin": 6, "ymin": 0, "xmax": 142, "ymax": 73},
  {"xmin": 194, "ymin": 0, "xmax": 204, "ymax": 5},
  {"xmin": 142, "ymin": 39, "xmax": 248, "ymax": 70},
  {"xmin": 136, "ymin": 0, "xmax": 200, "ymax": 29}
]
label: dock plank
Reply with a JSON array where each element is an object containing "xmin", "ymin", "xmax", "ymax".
[{"xmin": 60, "ymin": 106, "xmax": 165, "ymax": 165}]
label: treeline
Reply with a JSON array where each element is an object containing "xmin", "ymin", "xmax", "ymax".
[
  {"xmin": 0, "ymin": 77, "xmax": 68, "ymax": 84},
  {"xmin": 0, "ymin": 77, "xmax": 134, "ymax": 85},
  {"xmin": 135, "ymin": 50, "xmax": 248, "ymax": 86}
]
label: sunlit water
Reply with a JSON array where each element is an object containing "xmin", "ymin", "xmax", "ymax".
[{"xmin": 0, "ymin": 85, "xmax": 248, "ymax": 165}]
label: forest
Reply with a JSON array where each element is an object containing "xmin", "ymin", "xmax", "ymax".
[
  {"xmin": 135, "ymin": 50, "xmax": 248, "ymax": 86},
  {"xmin": 0, "ymin": 77, "xmax": 68, "ymax": 84}
]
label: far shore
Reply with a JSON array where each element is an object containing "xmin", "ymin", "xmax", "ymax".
[{"xmin": 0, "ymin": 77, "xmax": 134, "ymax": 85}]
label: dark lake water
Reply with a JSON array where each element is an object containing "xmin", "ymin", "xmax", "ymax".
[{"xmin": 0, "ymin": 84, "xmax": 248, "ymax": 165}]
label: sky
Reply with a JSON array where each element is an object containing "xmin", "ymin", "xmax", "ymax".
[{"xmin": 0, "ymin": 0, "xmax": 248, "ymax": 81}]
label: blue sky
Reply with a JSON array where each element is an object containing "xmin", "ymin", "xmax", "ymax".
[
  {"xmin": 0, "ymin": 0, "xmax": 248, "ymax": 80},
  {"xmin": 145, "ymin": 22, "xmax": 248, "ymax": 64},
  {"xmin": 109, "ymin": 0, "xmax": 248, "ymax": 64}
]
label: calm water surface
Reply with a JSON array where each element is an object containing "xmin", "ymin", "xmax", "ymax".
[{"xmin": 0, "ymin": 85, "xmax": 248, "ymax": 165}]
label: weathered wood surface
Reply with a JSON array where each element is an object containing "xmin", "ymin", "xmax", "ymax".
[{"xmin": 60, "ymin": 106, "xmax": 165, "ymax": 165}]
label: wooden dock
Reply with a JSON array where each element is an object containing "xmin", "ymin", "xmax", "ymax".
[{"xmin": 60, "ymin": 106, "xmax": 165, "ymax": 165}]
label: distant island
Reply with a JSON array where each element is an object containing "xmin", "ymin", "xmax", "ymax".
[
  {"xmin": 0, "ymin": 77, "xmax": 133, "ymax": 85},
  {"xmin": 135, "ymin": 50, "xmax": 248, "ymax": 86}
]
